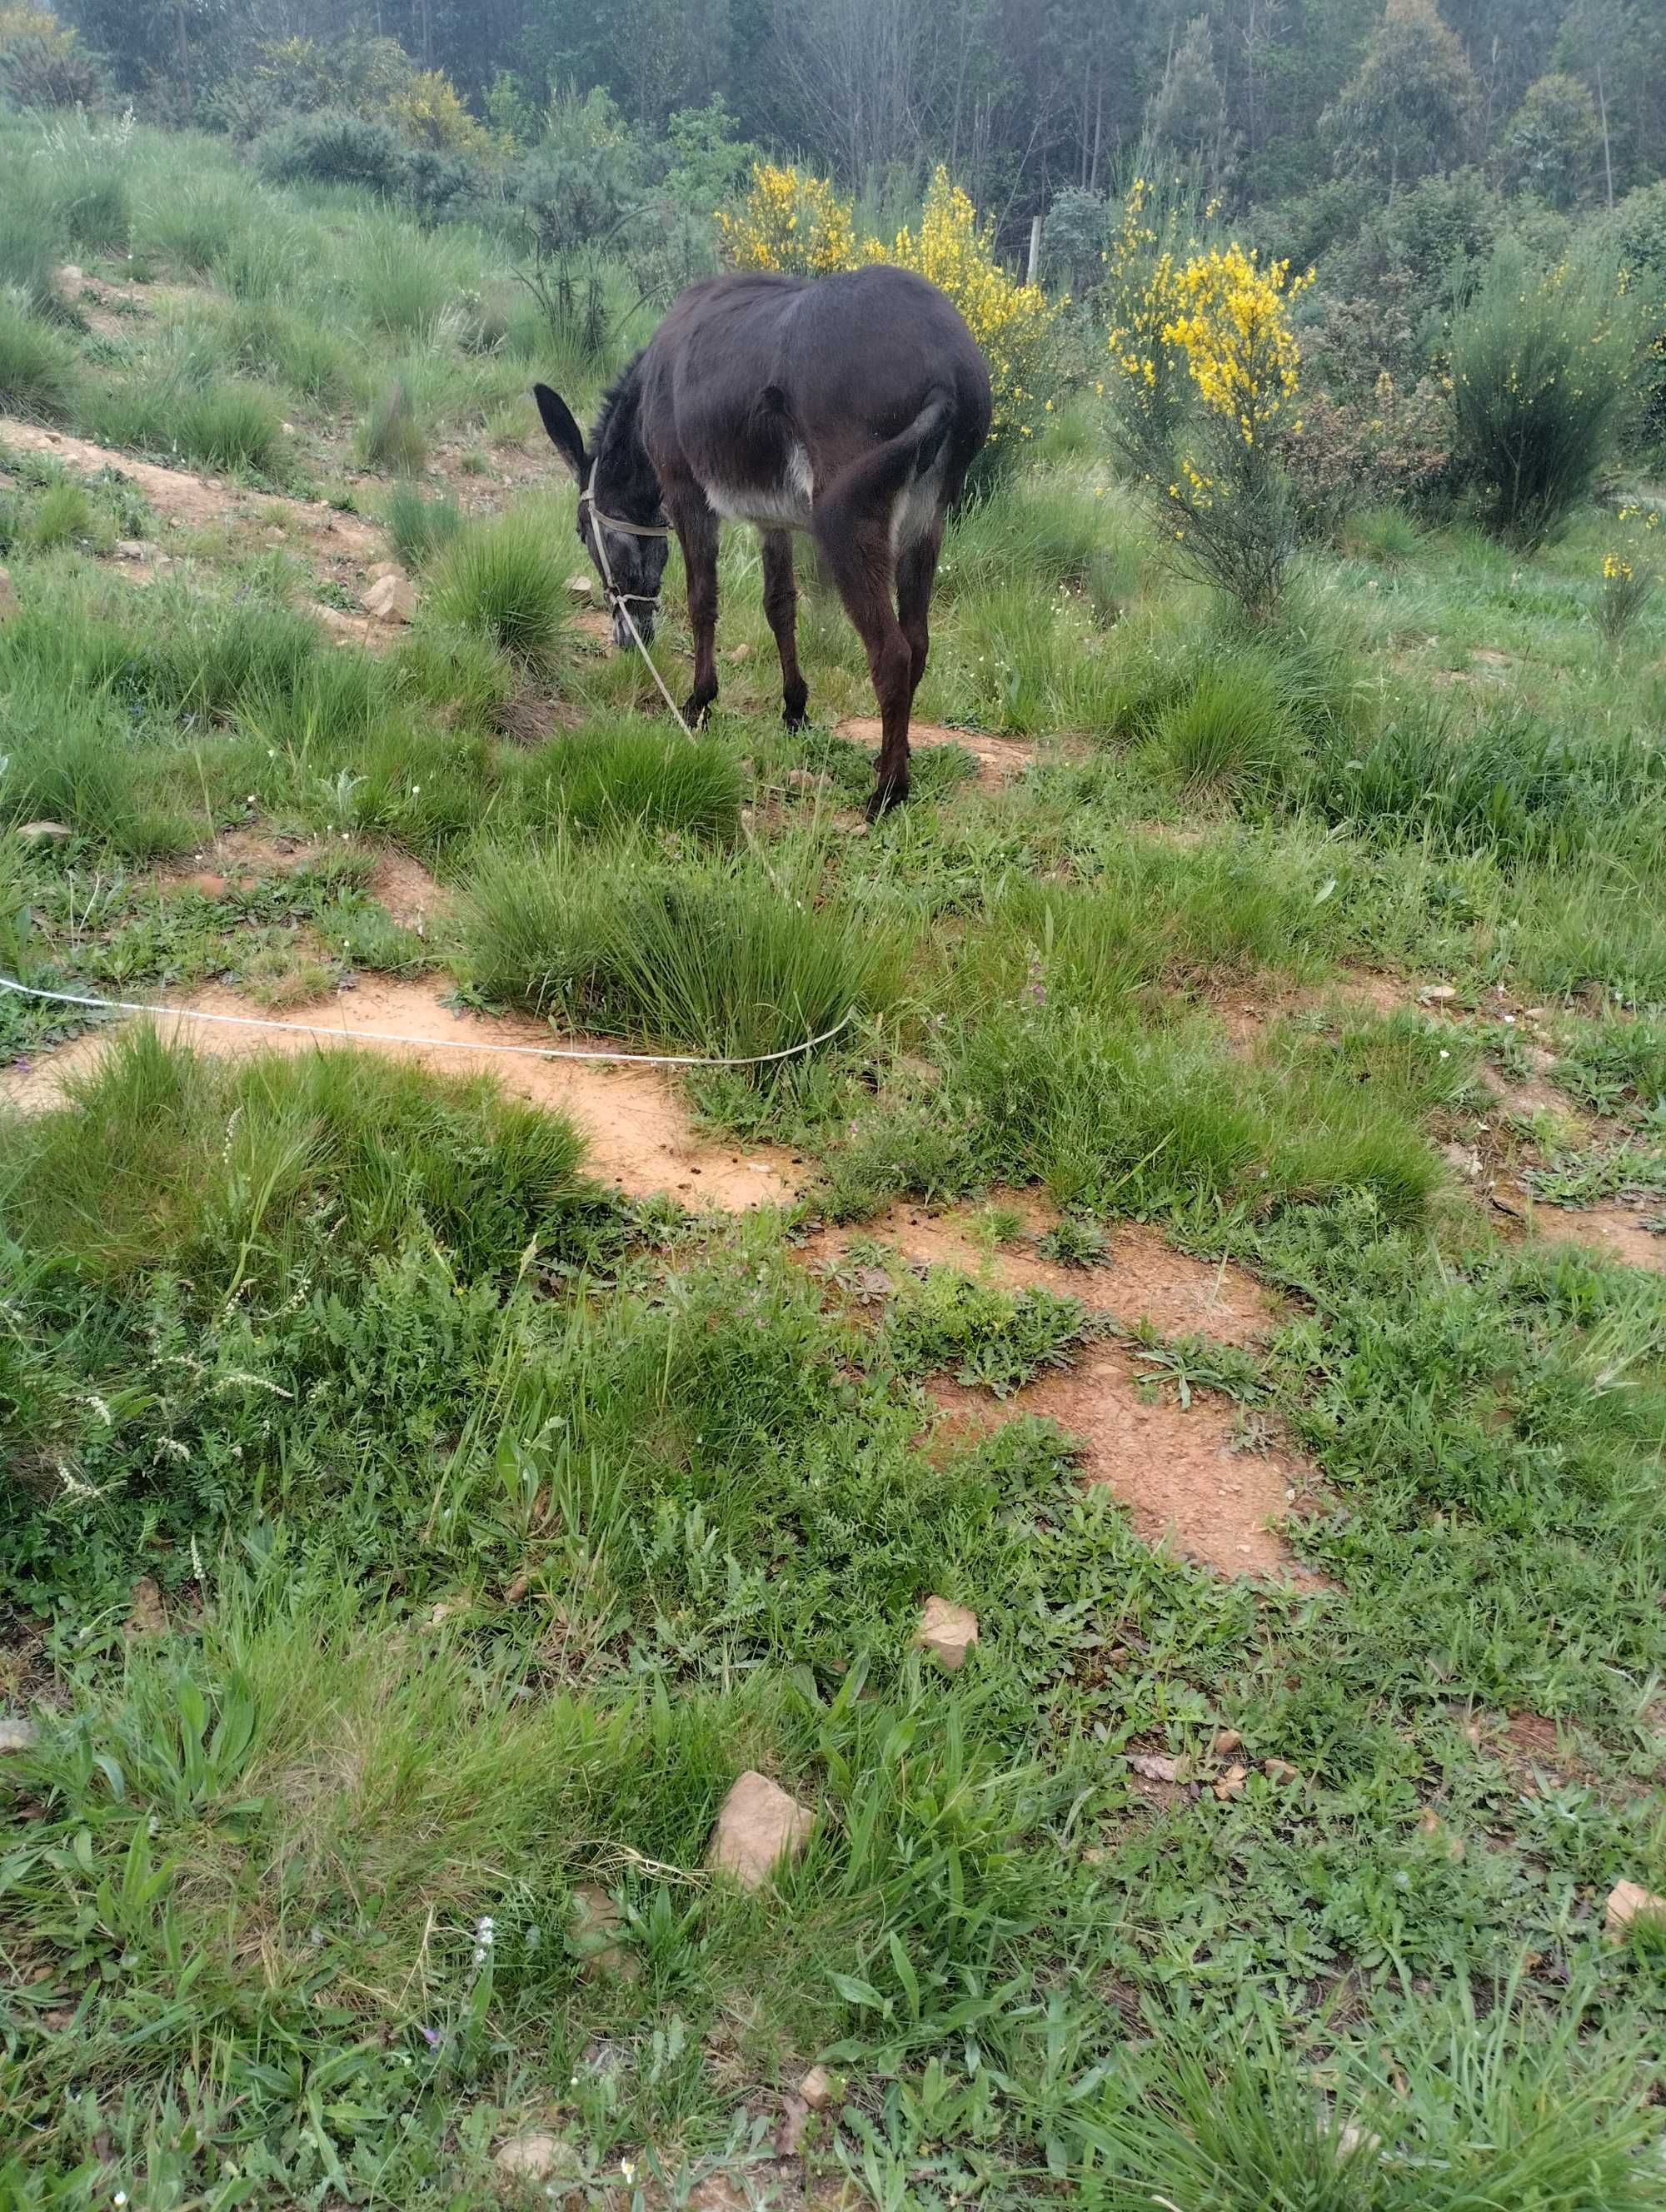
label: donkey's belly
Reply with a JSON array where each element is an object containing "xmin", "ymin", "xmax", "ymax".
[{"xmin": 704, "ymin": 443, "xmax": 816, "ymax": 532}]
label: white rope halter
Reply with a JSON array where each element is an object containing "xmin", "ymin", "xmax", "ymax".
[{"xmin": 579, "ymin": 462, "xmax": 692, "ymax": 740}]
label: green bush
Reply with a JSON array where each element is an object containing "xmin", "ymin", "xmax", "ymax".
[
  {"xmin": 429, "ymin": 506, "xmax": 570, "ymax": 668},
  {"xmin": 362, "ymin": 379, "xmax": 426, "ymax": 475},
  {"xmin": 387, "ymin": 481, "xmax": 462, "ymax": 567},
  {"xmin": 0, "ymin": 291, "xmax": 78, "ymax": 419},
  {"xmin": 511, "ymin": 720, "xmax": 743, "ymax": 843},
  {"xmin": 254, "ymin": 109, "xmax": 408, "ymax": 195},
  {"xmin": 1449, "ymin": 243, "xmax": 1643, "ymax": 551},
  {"xmin": 454, "ymin": 847, "xmax": 890, "ymax": 1061}
]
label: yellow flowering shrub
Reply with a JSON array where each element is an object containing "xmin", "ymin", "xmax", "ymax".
[
  {"xmin": 0, "ymin": 3, "xmax": 67, "ymax": 47},
  {"xmin": 384, "ymin": 68, "xmax": 493, "ymax": 156},
  {"xmin": 1597, "ymin": 503, "xmax": 1659, "ymax": 651},
  {"xmin": 717, "ymin": 162, "xmax": 1055, "ymax": 445},
  {"xmin": 1106, "ymin": 185, "xmax": 1310, "ymax": 616},
  {"xmin": 716, "ymin": 162, "xmax": 855, "ymax": 278}
]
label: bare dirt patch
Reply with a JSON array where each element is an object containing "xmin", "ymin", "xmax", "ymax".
[
  {"xmin": 1531, "ymin": 1197, "xmax": 1666, "ymax": 1273},
  {"xmin": 837, "ymin": 716, "xmax": 1037, "ymax": 790},
  {"xmin": 927, "ymin": 1347, "xmax": 1313, "ymax": 1579},
  {"xmin": 0, "ymin": 977, "xmax": 806, "ymax": 1212},
  {"xmin": 1204, "ymin": 968, "xmax": 1408, "ymax": 1053},
  {"xmin": 801, "ymin": 1193, "xmax": 1279, "ymax": 1347}
]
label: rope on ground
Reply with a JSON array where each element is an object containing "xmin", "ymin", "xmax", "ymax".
[{"xmin": 0, "ymin": 974, "xmax": 857, "ymax": 1069}]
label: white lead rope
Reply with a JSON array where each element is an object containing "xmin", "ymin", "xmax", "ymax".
[
  {"xmin": 0, "ymin": 974, "xmax": 857, "ymax": 1069},
  {"xmin": 581, "ymin": 467, "xmax": 696, "ymax": 741}
]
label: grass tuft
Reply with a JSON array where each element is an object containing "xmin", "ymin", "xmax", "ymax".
[{"xmin": 429, "ymin": 504, "xmax": 571, "ymax": 669}]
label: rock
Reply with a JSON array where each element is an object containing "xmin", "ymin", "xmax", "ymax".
[
  {"xmin": 776, "ymin": 2094, "xmax": 811, "ymax": 2156},
  {"xmin": 494, "ymin": 2130, "xmax": 581, "ymax": 2185},
  {"xmin": 125, "ymin": 1576, "xmax": 166, "ymax": 1636},
  {"xmin": 1125, "ymin": 1752, "xmax": 1190, "ymax": 1784},
  {"xmin": 0, "ymin": 567, "xmax": 20, "ymax": 623},
  {"xmin": 1213, "ymin": 1763, "xmax": 1250, "ymax": 1801},
  {"xmin": 707, "ymin": 1770, "xmax": 815, "ymax": 1890},
  {"xmin": 915, "ymin": 1595, "xmax": 978, "ymax": 1671},
  {"xmin": 786, "ymin": 768, "xmax": 832, "ymax": 795},
  {"xmin": 1213, "ymin": 1728, "xmax": 1243, "ymax": 1758},
  {"xmin": 0, "ymin": 1715, "xmax": 37, "ymax": 1754},
  {"xmin": 1604, "ymin": 1880, "xmax": 1666, "ymax": 1943},
  {"xmin": 798, "ymin": 2064, "xmax": 834, "ymax": 2110},
  {"xmin": 362, "ymin": 573, "xmax": 416, "ymax": 624},
  {"xmin": 114, "ymin": 539, "xmax": 152, "ymax": 561},
  {"xmin": 58, "ymin": 263, "xmax": 83, "ymax": 288},
  {"xmin": 1442, "ymin": 1143, "xmax": 1482, "ymax": 1181},
  {"xmin": 566, "ymin": 572, "xmax": 596, "ymax": 600},
  {"xmin": 1261, "ymin": 1756, "xmax": 1300, "ymax": 1787},
  {"xmin": 726, "ymin": 641, "xmax": 751, "ymax": 664},
  {"xmin": 571, "ymin": 1884, "xmax": 641, "ymax": 1981},
  {"xmin": 367, "ymin": 561, "xmax": 400, "ymax": 584},
  {"xmin": 502, "ymin": 1569, "xmax": 531, "ymax": 1605},
  {"xmin": 1336, "ymin": 2124, "xmax": 1383, "ymax": 2161},
  {"xmin": 280, "ymin": 421, "xmax": 296, "ymax": 436},
  {"xmin": 1419, "ymin": 984, "xmax": 1459, "ymax": 1004},
  {"xmin": 15, "ymin": 820, "xmax": 73, "ymax": 845}
]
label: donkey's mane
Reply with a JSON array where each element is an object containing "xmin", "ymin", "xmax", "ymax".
[{"xmin": 589, "ymin": 353, "xmax": 662, "ymax": 519}]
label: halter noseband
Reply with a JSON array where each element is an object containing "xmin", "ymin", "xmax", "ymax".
[{"xmin": 580, "ymin": 462, "xmax": 670, "ymax": 612}]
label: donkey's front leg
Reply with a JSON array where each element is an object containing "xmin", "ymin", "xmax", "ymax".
[
  {"xmin": 669, "ymin": 496, "xmax": 721, "ymax": 726},
  {"xmin": 760, "ymin": 528, "xmax": 808, "ymax": 730}
]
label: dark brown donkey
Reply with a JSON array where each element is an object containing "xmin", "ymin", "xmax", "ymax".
[{"xmin": 533, "ymin": 264, "xmax": 991, "ymax": 816}]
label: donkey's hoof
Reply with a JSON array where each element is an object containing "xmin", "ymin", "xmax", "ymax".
[
  {"xmin": 681, "ymin": 695, "xmax": 715, "ymax": 730},
  {"xmin": 783, "ymin": 703, "xmax": 810, "ymax": 733},
  {"xmin": 865, "ymin": 778, "xmax": 910, "ymax": 822}
]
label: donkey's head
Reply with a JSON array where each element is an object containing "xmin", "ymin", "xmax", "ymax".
[{"xmin": 533, "ymin": 378, "xmax": 668, "ymax": 648}]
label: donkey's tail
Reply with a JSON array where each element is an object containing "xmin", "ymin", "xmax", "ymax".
[{"xmin": 815, "ymin": 387, "xmax": 955, "ymax": 543}]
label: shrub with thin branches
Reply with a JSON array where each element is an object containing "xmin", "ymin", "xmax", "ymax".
[{"xmin": 1449, "ymin": 242, "xmax": 1642, "ymax": 551}]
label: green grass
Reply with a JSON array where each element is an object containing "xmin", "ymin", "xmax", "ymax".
[
  {"xmin": 0, "ymin": 292, "xmax": 78, "ymax": 419},
  {"xmin": 429, "ymin": 502, "xmax": 575, "ymax": 669},
  {"xmin": 4, "ymin": 107, "xmax": 1666, "ymax": 2212},
  {"xmin": 362, "ymin": 376, "xmax": 426, "ymax": 475}
]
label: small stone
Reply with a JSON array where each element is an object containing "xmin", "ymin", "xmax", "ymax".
[
  {"xmin": 915, "ymin": 1595, "xmax": 978, "ymax": 1671},
  {"xmin": 58, "ymin": 262, "xmax": 83, "ymax": 287},
  {"xmin": 707, "ymin": 1770, "xmax": 815, "ymax": 1891},
  {"xmin": 426, "ymin": 1598, "xmax": 466, "ymax": 1626},
  {"xmin": 1441, "ymin": 1143, "xmax": 1482, "ymax": 1181},
  {"xmin": 280, "ymin": 421, "xmax": 296, "ymax": 436},
  {"xmin": 1604, "ymin": 1880, "xmax": 1666, "ymax": 1942},
  {"xmin": 0, "ymin": 566, "xmax": 17, "ymax": 623},
  {"xmin": 125, "ymin": 1576, "xmax": 166, "ymax": 1637},
  {"xmin": 367, "ymin": 561, "xmax": 400, "ymax": 583},
  {"xmin": 502, "ymin": 1570, "xmax": 531, "ymax": 1605},
  {"xmin": 775, "ymin": 2093, "xmax": 811, "ymax": 2156},
  {"xmin": 1419, "ymin": 984, "xmax": 1459, "ymax": 1004},
  {"xmin": 571, "ymin": 1884, "xmax": 640, "ymax": 1981},
  {"xmin": 15, "ymin": 820, "xmax": 73, "ymax": 844},
  {"xmin": 1261, "ymin": 1756, "xmax": 1300, "ymax": 1786},
  {"xmin": 1212, "ymin": 1728, "xmax": 1243, "ymax": 1758},
  {"xmin": 1125, "ymin": 1752, "xmax": 1190, "ymax": 1784},
  {"xmin": 493, "ymin": 2130, "xmax": 581, "ymax": 2184},
  {"xmin": 1337, "ymin": 2124, "xmax": 1383, "ymax": 2160},
  {"xmin": 566, "ymin": 571, "xmax": 596, "ymax": 600},
  {"xmin": 0, "ymin": 1715, "xmax": 37, "ymax": 1753},
  {"xmin": 114, "ymin": 539, "xmax": 152, "ymax": 561},
  {"xmin": 1213, "ymin": 1763, "xmax": 1250, "ymax": 1801},
  {"xmin": 799, "ymin": 2064, "xmax": 834, "ymax": 2110},
  {"xmin": 362, "ymin": 573, "xmax": 416, "ymax": 624},
  {"xmin": 726, "ymin": 640, "xmax": 751, "ymax": 663},
  {"xmin": 786, "ymin": 768, "xmax": 832, "ymax": 794}
]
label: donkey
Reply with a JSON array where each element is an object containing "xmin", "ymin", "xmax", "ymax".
[{"xmin": 533, "ymin": 263, "xmax": 992, "ymax": 817}]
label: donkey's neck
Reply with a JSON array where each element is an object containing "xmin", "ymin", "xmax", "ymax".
[{"xmin": 590, "ymin": 358, "xmax": 662, "ymax": 524}]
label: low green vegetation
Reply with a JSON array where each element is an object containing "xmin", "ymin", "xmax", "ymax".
[{"xmin": 2, "ymin": 75, "xmax": 1666, "ymax": 2212}]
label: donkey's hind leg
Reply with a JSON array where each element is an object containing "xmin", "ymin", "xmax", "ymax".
[
  {"xmin": 813, "ymin": 511, "xmax": 914, "ymax": 817},
  {"xmin": 760, "ymin": 529, "xmax": 808, "ymax": 730},
  {"xmin": 896, "ymin": 521, "xmax": 944, "ymax": 705},
  {"xmin": 666, "ymin": 489, "xmax": 721, "ymax": 725}
]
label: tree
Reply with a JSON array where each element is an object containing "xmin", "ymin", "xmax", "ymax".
[
  {"xmin": 1145, "ymin": 13, "xmax": 1229, "ymax": 181},
  {"xmin": 1499, "ymin": 71, "xmax": 1603, "ymax": 207},
  {"xmin": 1324, "ymin": 0, "xmax": 1483, "ymax": 191}
]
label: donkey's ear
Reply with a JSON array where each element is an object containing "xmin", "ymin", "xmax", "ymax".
[{"xmin": 532, "ymin": 384, "xmax": 586, "ymax": 481}]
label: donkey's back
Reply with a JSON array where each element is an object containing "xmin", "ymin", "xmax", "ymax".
[{"xmin": 639, "ymin": 267, "xmax": 991, "ymax": 536}]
